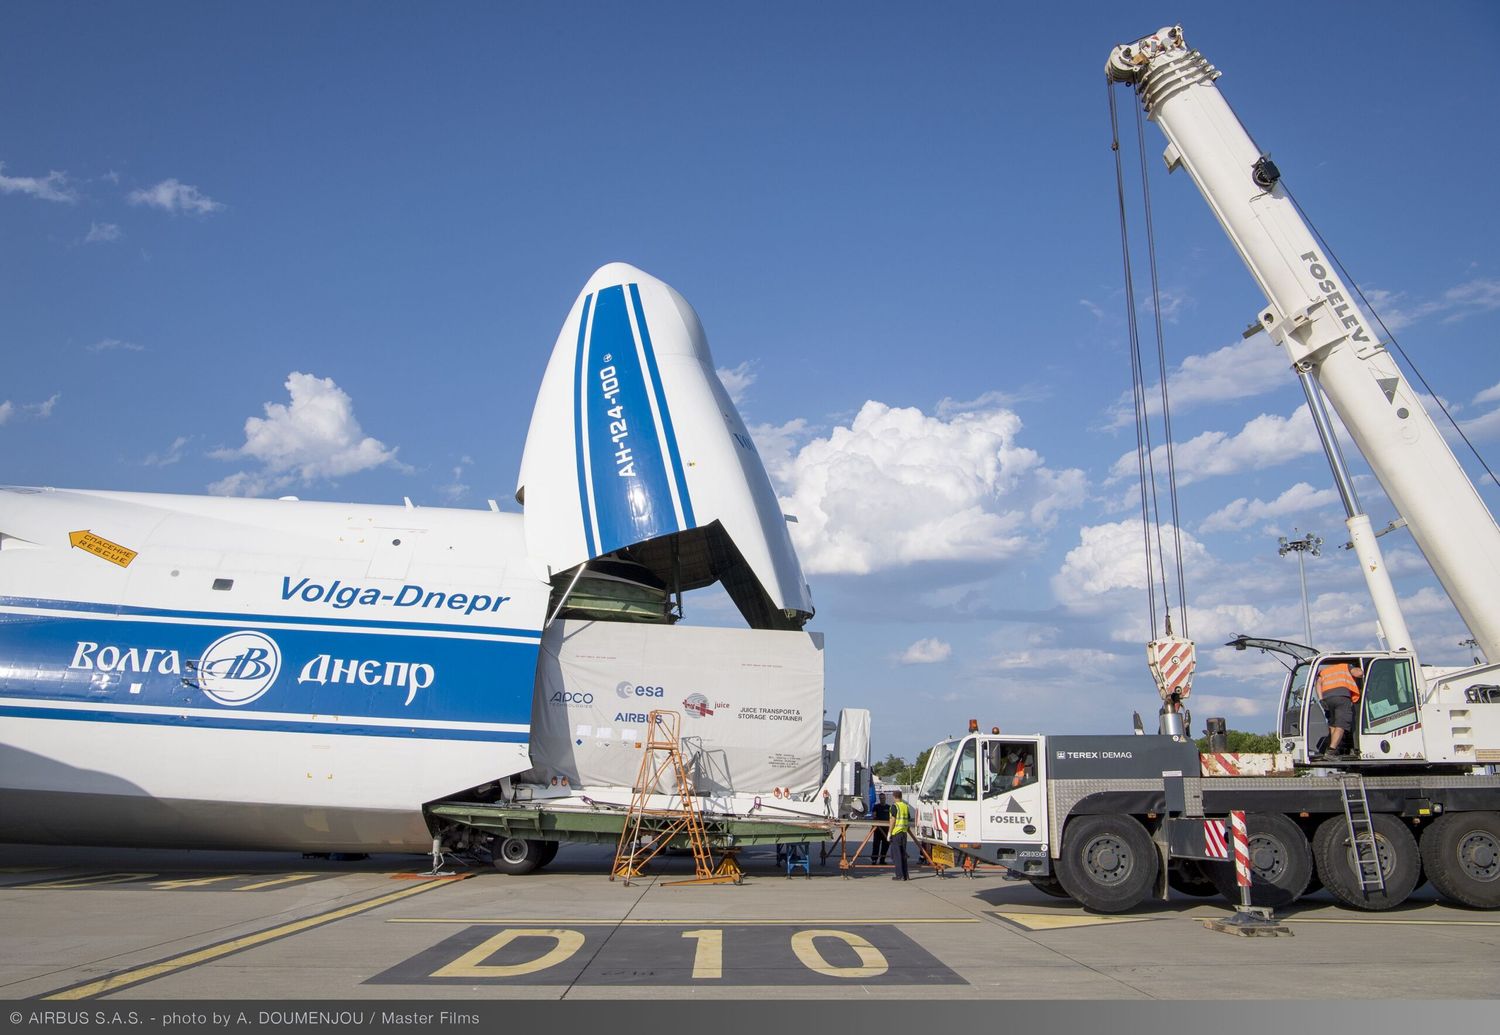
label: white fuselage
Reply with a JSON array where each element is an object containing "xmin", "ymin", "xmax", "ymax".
[{"xmin": 0, "ymin": 487, "xmax": 551, "ymax": 851}]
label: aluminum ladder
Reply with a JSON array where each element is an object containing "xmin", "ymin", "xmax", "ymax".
[{"xmin": 1338, "ymin": 773, "xmax": 1385, "ymax": 892}]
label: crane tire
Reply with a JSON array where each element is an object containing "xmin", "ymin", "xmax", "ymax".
[
  {"xmin": 1055, "ymin": 814, "xmax": 1157, "ymax": 914},
  {"xmin": 489, "ymin": 836, "xmax": 547, "ymax": 875},
  {"xmin": 1167, "ymin": 858, "xmax": 1221, "ymax": 898},
  {"xmin": 1314, "ymin": 813, "xmax": 1420, "ymax": 910},
  {"xmin": 1419, "ymin": 811, "xmax": 1500, "ymax": 909},
  {"xmin": 1027, "ymin": 875, "xmax": 1072, "ymax": 899},
  {"xmin": 1204, "ymin": 812, "xmax": 1312, "ymax": 908}
]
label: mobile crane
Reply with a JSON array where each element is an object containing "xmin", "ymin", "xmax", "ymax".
[{"xmin": 913, "ymin": 25, "xmax": 1500, "ymax": 913}]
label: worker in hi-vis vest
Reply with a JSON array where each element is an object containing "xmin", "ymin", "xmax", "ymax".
[
  {"xmin": 1315, "ymin": 660, "xmax": 1363, "ymax": 759},
  {"xmin": 888, "ymin": 790, "xmax": 913, "ymax": 881}
]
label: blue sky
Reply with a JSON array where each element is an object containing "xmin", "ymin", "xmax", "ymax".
[{"xmin": 4, "ymin": 2, "xmax": 1499, "ymax": 761}]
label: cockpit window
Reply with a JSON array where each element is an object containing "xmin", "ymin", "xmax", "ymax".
[
  {"xmin": 1280, "ymin": 663, "xmax": 1311, "ymax": 737},
  {"xmin": 985, "ymin": 741, "xmax": 1037, "ymax": 796},
  {"xmin": 947, "ymin": 740, "xmax": 978, "ymax": 801},
  {"xmin": 919, "ymin": 740, "xmax": 960, "ymax": 802}
]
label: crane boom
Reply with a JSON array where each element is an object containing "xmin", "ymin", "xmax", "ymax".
[{"xmin": 1107, "ymin": 26, "xmax": 1500, "ymax": 666}]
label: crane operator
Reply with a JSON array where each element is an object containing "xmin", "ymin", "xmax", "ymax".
[{"xmin": 1315, "ymin": 660, "xmax": 1364, "ymax": 759}]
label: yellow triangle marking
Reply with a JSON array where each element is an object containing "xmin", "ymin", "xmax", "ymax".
[{"xmin": 989, "ymin": 910, "xmax": 1161, "ymax": 931}]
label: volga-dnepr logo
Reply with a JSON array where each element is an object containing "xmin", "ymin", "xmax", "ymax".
[{"xmin": 197, "ymin": 631, "xmax": 282, "ymax": 707}]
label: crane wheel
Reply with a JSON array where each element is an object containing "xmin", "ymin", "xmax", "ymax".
[
  {"xmin": 1204, "ymin": 812, "xmax": 1312, "ymax": 908},
  {"xmin": 1420, "ymin": 811, "xmax": 1500, "ymax": 909},
  {"xmin": 1054, "ymin": 814, "xmax": 1157, "ymax": 913},
  {"xmin": 1314, "ymin": 813, "xmax": 1420, "ymax": 910},
  {"xmin": 489, "ymin": 836, "xmax": 548, "ymax": 875}
]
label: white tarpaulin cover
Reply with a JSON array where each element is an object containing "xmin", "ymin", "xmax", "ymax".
[
  {"xmin": 833, "ymin": 708, "xmax": 871, "ymax": 767},
  {"xmin": 526, "ymin": 619, "xmax": 825, "ymax": 796}
]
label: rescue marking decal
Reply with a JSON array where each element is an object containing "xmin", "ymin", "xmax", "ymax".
[{"xmin": 68, "ymin": 529, "xmax": 137, "ymax": 568}]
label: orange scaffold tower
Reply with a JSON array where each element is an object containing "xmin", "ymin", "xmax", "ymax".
[{"xmin": 610, "ymin": 709, "xmax": 742, "ymax": 886}]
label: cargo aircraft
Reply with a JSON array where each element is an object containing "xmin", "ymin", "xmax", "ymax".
[{"xmin": 0, "ymin": 264, "xmax": 816, "ymax": 852}]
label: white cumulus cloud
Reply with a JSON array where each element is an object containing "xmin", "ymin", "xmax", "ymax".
[
  {"xmin": 716, "ymin": 362, "xmax": 756, "ymax": 406},
  {"xmin": 0, "ymin": 393, "xmax": 61, "ymax": 425},
  {"xmin": 899, "ymin": 638, "xmax": 952, "ymax": 665},
  {"xmin": 0, "ymin": 162, "xmax": 76, "ymax": 203},
  {"xmin": 1110, "ymin": 405, "xmax": 1320, "ymax": 486},
  {"xmin": 1051, "ymin": 519, "xmax": 1207, "ymax": 612},
  {"xmin": 1365, "ymin": 277, "xmax": 1500, "ymax": 332},
  {"xmin": 1200, "ymin": 482, "xmax": 1341, "ymax": 533},
  {"xmin": 1104, "ymin": 337, "xmax": 1291, "ymax": 429},
  {"xmin": 127, "ymin": 178, "xmax": 223, "ymax": 215},
  {"xmin": 766, "ymin": 400, "xmax": 1086, "ymax": 575},
  {"xmin": 209, "ymin": 372, "xmax": 402, "ymax": 496}
]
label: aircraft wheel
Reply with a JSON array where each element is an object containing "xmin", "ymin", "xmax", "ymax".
[
  {"xmin": 1027, "ymin": 875, "xmax": 1072, "ymax": 899},
  {"xmin": 1167, "ymin": 859, "xmax": 1221, "ymax": 898},
  {"xmin": 1205, "ymin": 812, "xmax": 1312, "ymax": 908},
  {"xmin": 1420, "ymin": 811, "xmax": 1500, "ymax": 909},
  {"xmin": 1055, "ymin": 814, "xmax": 1157, "ymax": 913},
  {"xmin": 489, "ymin": 836, "xmax": 546, "ymax": 875},
  {"xmin": 1314, "ymin": 813, "xmax": 1420, "ymax": 910}
]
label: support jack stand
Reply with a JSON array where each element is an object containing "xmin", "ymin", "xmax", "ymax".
[
  {"xmin": 421, "ymin": 836, "xmax": 456, "ymax": 877},
  {"xmin": 1204, "ymin": 904, "xmax": 1292, "ymax": 938}
]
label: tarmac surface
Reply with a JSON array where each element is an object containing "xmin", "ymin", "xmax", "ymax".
[{"xmin": 2, "ymin": 840, "xmax": 1498, "ymax": 1000}]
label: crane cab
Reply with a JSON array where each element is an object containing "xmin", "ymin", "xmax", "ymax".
[
  {"xmin": 914, "ymin": 731, "xmax": 1050, "ymax": 875},
  {"xmin": 1233, "ymin": 636, "xmax": 1432, "ymax": 767}
]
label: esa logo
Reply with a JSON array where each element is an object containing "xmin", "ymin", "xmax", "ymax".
[
  {"xmin": 550, "ymin": 691, "xmax": 594, "ymax": 705},
  {"xmin": 615, "ymin": 681, "xmax": 665, "ymax": 700},
  {"xmin": 197, "ymin": 630, "xmax": 282, "ymax": 707}
]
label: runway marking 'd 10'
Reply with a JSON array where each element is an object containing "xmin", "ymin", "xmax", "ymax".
[{"xmin": 369, "ymin": 924, "xmax": 964, "ymax": 986}]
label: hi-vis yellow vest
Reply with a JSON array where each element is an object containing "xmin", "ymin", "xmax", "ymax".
[{"xmin": 890, "ymin": 800, "xmax": 912, "ymax": 836}]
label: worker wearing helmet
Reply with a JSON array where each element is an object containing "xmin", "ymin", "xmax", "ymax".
[
  {"xmin": 1314, "ymin": 660, "xmax": 1363, "ymax": 759},
  {"xmin": 888, "ymin": 790, "xmax": 913, "ymax": 881}
]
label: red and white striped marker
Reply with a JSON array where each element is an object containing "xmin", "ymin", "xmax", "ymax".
[
  {"xmin": 1203, "ymin": 819, "xmax": 1229, "ymax": 859},
  {"xmin": 1232, "ymin": 809, "xmax": 1251, "ymax": 890}
]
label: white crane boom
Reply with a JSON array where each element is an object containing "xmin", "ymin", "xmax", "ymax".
[{"xmin": 1107, "ymin": 26, "xmax": 1500, "ymax": 666}]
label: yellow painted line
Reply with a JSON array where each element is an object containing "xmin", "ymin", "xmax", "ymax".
[
  {"xmin": 387, "ymin": 917, "xmax": 981, "ymax": 926},
  {"xmin": 234, "ymin": 873, "xmax": 321, "ymax": 892},
  {"xmin": 151, "ymin": 874, "xmax": 247, "ymax": 890},
  {"xmin": 25, "ymin": 872, "xmax": 155, "ymax": 889},
  {"xmin": 68, "ymin": 529, "xmax": 138, "ymax": 568},
  {"xmin": 989, "ymin": 911, "xmax": 1163, "ymax": 931},
  {"xmin": 43, "ymin": 878, "xmax": 456, "ymax": 1001}
]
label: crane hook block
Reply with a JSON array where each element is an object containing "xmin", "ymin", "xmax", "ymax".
[{"xmin": 1147, "ymin": 635, "xmax": 1197, "ymax": 702}]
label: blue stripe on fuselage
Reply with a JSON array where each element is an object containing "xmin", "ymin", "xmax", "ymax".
[
  {"xmin": 581, "ymin": 285, "xmax": 678, "ymax": 555},
  {"xmin": 0, "ymin": 609, "xmax": 538, "ymax": 728},
  {"xmin": 0, "ymin": 705, "xmax": 528, "ymax": 742},
  {"xmin": 0, "ymin": 596, "xmax": 542, "ymax": 640},
  {"xmin": 629, "ymin": 283, "xmax": 696, "ymax": 530},
  {"xmin": 572, "ymin": 291, "xmax": 598, "ymax": 557}
]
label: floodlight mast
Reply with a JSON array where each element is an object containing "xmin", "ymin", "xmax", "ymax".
[{"xmin": 1107, "ymin": 26, "xmax": 1500, "ymax": 665}]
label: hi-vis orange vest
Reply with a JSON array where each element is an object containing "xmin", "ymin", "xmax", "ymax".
[{"xmin": 1316, "ymin": 663, "xmax": 1361, "ymax": 703}]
